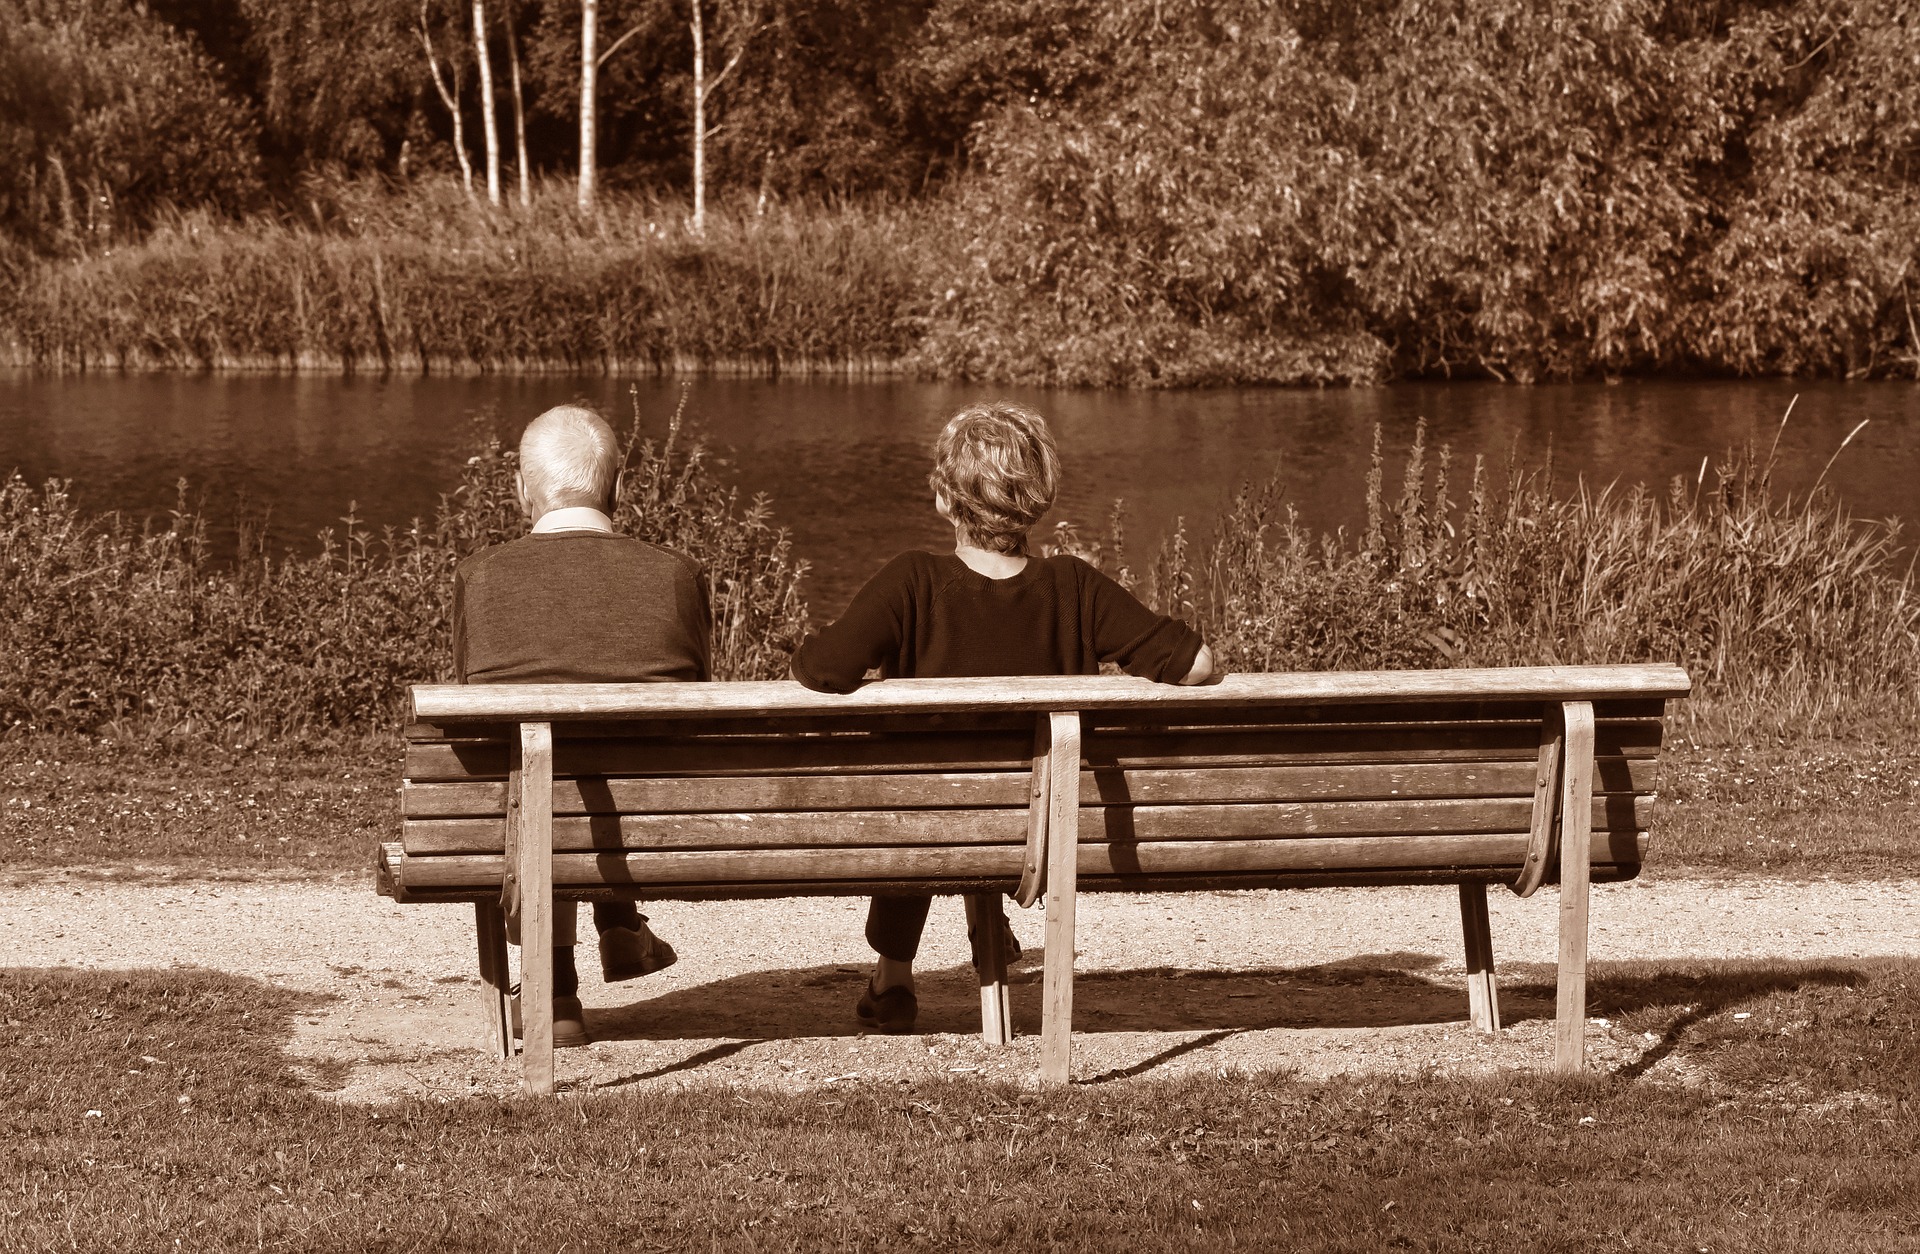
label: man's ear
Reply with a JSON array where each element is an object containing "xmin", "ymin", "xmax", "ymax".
[
  {"xmin": 933, "ymin": 490, "xmax": 953, "ymax": 522},
  {"xmin": 610, "ymin": 471, "xmax": 625, "ymax": 514},
  {"xmin": 514, "ymin": 469, "xmax": 532, "ymax": 520}
]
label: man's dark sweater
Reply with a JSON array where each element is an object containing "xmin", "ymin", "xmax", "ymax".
[
  {"xmin": 790, "ymin": 550, "xmax": 1202, "ymax": 692},
  {"xmin": 452, "ymin": 528, "xmax": 709, "ymax": 986},
  {"xmin": 454, "ymin": 532, "xmax": 711, "ymax": 685}
]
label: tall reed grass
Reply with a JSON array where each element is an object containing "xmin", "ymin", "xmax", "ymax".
[
  {"xmin": 0, "ymin": 392, "xmax": 808, "ymax": 742},
  {"xmin": 0, "ymin": 181, "xmax": 926, "ymax": 374},
  {"xmin": 5, "ymin": 402, "xmax": 1912, "ymax": 748},
  {"xmin": 1051, "ymin": 423, "xmax": 1919, "ymax": 743}
]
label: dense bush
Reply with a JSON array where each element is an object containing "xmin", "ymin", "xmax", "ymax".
[
  {"xmin": 0, "ymin": 0, "xmax": 263, "ymax": 248},
  {"xmin": 917, "ymin": 0, "xmax": 1920, "ymax": 385},
  {"xmin": 1050, "ymin": 424, "xmax": 1920, "ymax": 741},
  {"xmin": 0, "ymin": 398, "xmax": 808, "ymax": 741}
]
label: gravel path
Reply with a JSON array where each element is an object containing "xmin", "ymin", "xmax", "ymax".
[{"xmin": 6, "ymin": 872, "xmax": 1916, "ymax": 1101}]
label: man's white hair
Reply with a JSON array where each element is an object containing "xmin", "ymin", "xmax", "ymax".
[{"xmin": 519, "ymin": 405, "xmax": 621, "ymax": 512}]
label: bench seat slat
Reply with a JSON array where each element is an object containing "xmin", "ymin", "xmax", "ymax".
[
  {"xmin": 404, "ymin": 698, "xmax": 1669, "ymax": 744},
  {"xmin": 404, "ymin": 733, "xmax": 1036, "ymax": 781},
  {"xmin": 377, "ymin": 842, "xmax": 1647, "ymax": 904},
  {"xmin": 409, "ymin": 666, "xmax": 1691, "ymax": 722},
  {"xmin": 401, "ymin": 795, "xmax": 1650, "ymax": 854},
  {"xmin": 404, "ymin": 808, "xmax": 1029, "ymax": 852},
  {"xmin": 402, "ymin": 759, "xmax": 1660, "ymax": 817},
  {"xmin": 1086, "ymin": 721, "xmax": 1663, "ymax": 765},
  {"xmin": 403, "ymin": 722, "xmax": 1665, "ymax": 782},
  {"xmin": 384, "ymin": 829, "xmax": 1648, "ymax": 891},
  {"xmin": 1083, "ymin": 698, "xmax": 1669, "ymax": 730}
]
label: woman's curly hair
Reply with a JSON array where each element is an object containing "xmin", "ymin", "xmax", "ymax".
[{"xmin": 928, "ymin": 401, "xmax": 1061, "ymax": 555}]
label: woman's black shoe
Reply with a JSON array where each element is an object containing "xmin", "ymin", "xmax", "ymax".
[{"xmin": 856, "ymin": 980, "xmax": 919, "ymax": 1034}]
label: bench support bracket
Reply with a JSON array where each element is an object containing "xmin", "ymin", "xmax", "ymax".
[
  {"xmin": 474, "ymin": 900, "xmax": 514, "ymax": 1060},
  {"xmin": 1014, "ymin": 718, "xmax": 1052, "ymax": 908},
  {"xmin": 1513, "ymin": 705, "xmax": 1566, "ymax": 899},
  {"xmin": 1039, "ymin": 711, "xmax": 1083, "ymax": 1085},
  {"xmin": 1458, "ymin": 882, "xmax": 1501, "ymax": 1034},
  {"xmin": 1554, "ymin": 701, "xmax": 1595, "ymax": 1073},
  {"xmin": 966, "ymin": 894, "xmax": 1014, "ymax": 1046}
]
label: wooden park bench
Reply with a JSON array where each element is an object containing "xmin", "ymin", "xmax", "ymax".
[{"xmin": 377, "ymin": 664, "xmax": 1690, "ymax": 1094}]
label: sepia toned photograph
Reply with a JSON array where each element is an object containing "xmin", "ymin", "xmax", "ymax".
[{"xmin": 2, "ymin": 0, "xmax": 1917, "ymax": 1248}]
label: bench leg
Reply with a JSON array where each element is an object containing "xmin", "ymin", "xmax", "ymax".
[
  {"xmin": 1555, "ymin": 702, "xmax": 1596, "ymax": 1074},
  {"xmin": 474, "ymin": 900, "xmax": 514, "ymax": 1060},
  {"xmin": 1039, "ymin": 711, "xmax": 1082, "ymax": 1085},
  {"xmin": 966, "ymin": 894, "xmax": 1013, "ymax": 1047},
  {"xmin": 517, "ymin": 722, "xmax": 557, "ymax": 1096},
  {"xmin": 1457, "ymin": 882, "xmax": 1501, "ymax": 1034}
]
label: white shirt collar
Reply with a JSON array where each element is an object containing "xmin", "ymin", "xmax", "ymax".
[{"xmin": 530, "ymin": 506, "xmax": 615, "ymax": 535}]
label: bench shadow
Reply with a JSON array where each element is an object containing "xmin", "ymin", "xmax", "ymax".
[
  {"xmin": 1581, "ymin": 959, "xmax": 1866, "ymax": 1080},
  {"xmin": 584, "ymin": 954, "xmax": 1873, "ymax": 1048},
  {"xmin": 585, "ymin": 951, "xmax": 1499, "ymax": 1043},
  {"xmin": 590, "ymin": 1040, "xmax": 756, "ymax": 1089}
]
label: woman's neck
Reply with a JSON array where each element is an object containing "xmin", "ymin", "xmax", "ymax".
[{"xmin": 953, "ymin": 536, "xmax": 1029, "ymax": 579}]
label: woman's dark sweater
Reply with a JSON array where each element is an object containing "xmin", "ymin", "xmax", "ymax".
[{"xmin": 790, "ymin": 551, "xmax": 1204, "ymax": 691}]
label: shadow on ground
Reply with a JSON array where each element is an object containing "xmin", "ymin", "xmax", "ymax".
[{"xmin": 581, "ymin": 952, "xmax": 1868, "ymax": 1046}]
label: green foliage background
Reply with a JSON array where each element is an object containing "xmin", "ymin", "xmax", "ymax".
[{"xmin": 3, "ymin": 0, "xmax": 1919, "ymax": 381}]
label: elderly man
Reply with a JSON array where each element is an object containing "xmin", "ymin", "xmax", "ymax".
[{"xmin": 453, "ymin": 404, "xmax": 711, "ymax": 1048}]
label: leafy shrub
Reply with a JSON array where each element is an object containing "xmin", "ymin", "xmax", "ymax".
[
  {"xmin": 917, "ymin": 0, "xmax": 1920, "ymax": 385},
  {"xmin": 1050, "ymin": 422, "xmax": 1920, "ymax": 742},
  {"xmin": 0, "ymin": 395, "xmax": 808, "ymax": 742},
  {"xmin": 0, "ymin": 0, "xmax": 263, "ymax": 249}
]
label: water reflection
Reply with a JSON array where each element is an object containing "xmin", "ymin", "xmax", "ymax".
[{"xmin": 1, "ymin": 373, "xmax": 1913, "ymax": 614}]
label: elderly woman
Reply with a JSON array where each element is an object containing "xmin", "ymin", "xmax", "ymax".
[{"xmin": 791, "ymin": 400, "xmax": 1214, "ymax": 1034}]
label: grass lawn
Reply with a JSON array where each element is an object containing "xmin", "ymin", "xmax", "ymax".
[
  {"xmin": 1653, "ymin": 737, "xmax": 1920, "ymax": 877},
  {"xmin": 0, "ymin": 736, "xmax": 392, "ymax": 875},
  {"xmin": 1, "ymin": 962, "xmax": 1915, "ymax": 1251},
  {"xmin": 3, "ymin": 734, "xmax": 1914, "ymax": 880}
]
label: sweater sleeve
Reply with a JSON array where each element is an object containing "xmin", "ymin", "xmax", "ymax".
[
  {"xmin": 1078, "ymin": 559, "xmax": 1205, "ymax": 684},
  {"xmin": 681, "ymin": 557, "xmax": 715, "ymax": 683},
  {"xmin": 451, "ymin": 564, "xmax": 470, "ymax": 683},
  {"xmin": 790, "ymin": 553, "xmax": 919, "ymax": 692}
]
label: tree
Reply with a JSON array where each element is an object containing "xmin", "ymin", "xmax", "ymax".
[
  {"xmin": 577, "ymin": 0, "xmax": 596, "ymax": 211},
  {"xmin": 235, "ymin": 0, "xmax": 418, "ymax": 177},
  {"xmin": 472, "ymin": 0, "xmax": 501, "ymax": 205},
  {"xmin": 576, "ymin": 0, "xmax": 656, "ymax": 214},
  {"xmin": 418, "ymin": 0, "xmax": 475, "ymax": 198},
  {"xmin": 504, "ymin": 0, "xmax": 529, "ymax": 208},
  {"xmin": 688, "ymin": 0, "xmax": 760, "ymax": 233}
]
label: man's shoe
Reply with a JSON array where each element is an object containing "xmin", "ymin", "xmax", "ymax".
[
  {"xmin": 551, "ymin": 996, "xmax": 589, "ymax": 1048},
  {"xmin": 599, "ymin": 920, "xmax": 678, "ymax": 983},
  {"xmin": 969, "ymin": 917, "xmax": 1025, "ymax": 968},
  {"xmin": 856, "ymin": 980, "xmax": 918, "ymax": 1035},
  {"xmin": 510, "ymin": 991, "xmax": 590, "ymax": 1049}
]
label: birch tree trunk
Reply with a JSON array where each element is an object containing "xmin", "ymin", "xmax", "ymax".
[
  {"xmin": 472, "ymin": 0, "xmax": 501, "ymax": 206},
  {"xmin": 419, "ymin": 4, "xmax": 475, "ymax": 199},
  {"xmin": 578, "ymin": 0, "xmax": 597, "ymax": 214},
  {"xmin": 690, "ymin": 0, "xmax": 705, "ymax": 234},
  {"xmin": 688, "ymin": 0, "xmax": 757, "ymax": 235},
  {"xmin": 507, "ymin": 6, "xmax": 530, "ymax": 209}
]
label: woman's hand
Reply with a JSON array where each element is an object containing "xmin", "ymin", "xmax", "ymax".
[{"xmin": 1178, "ymin": 644, "xmax": 1216, "ymax": 686}]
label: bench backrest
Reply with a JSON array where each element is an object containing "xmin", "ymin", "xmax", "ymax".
[{"xmin": 388, "ymin": 666, "xmax": 1688, "ymax": 903}]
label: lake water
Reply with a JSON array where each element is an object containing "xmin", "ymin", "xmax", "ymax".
[{"xmin": 1, "ymin": 374, "xmax": 1915, "ymax": 614}]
